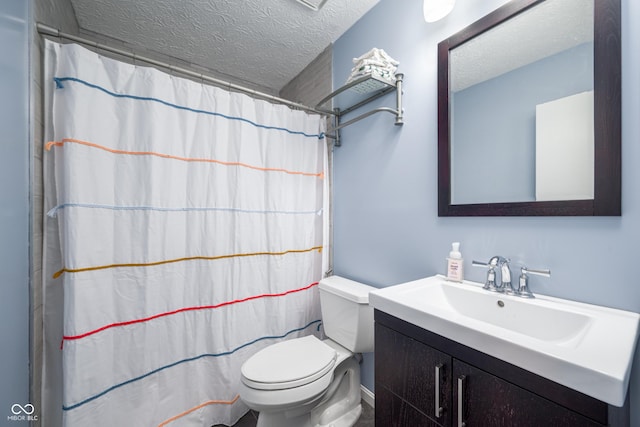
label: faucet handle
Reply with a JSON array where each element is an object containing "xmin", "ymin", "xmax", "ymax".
[
  {"xmin": 518, "ymin": 267, "xmax": 551, "ymax": 298},
  {"xmin": 471, "ymin": 260, "xmax": 490, "ymax": 268},
  {"xmin": 521, "ymin": 267, "xmax": 551, "ymax": 277},
  {"xmin": 472, "ymin": 257, "xmax": 503, "ymax": 269},
  {"xmin": 472, "ymin": 259, "xmax": 499, "ymax": 292}
]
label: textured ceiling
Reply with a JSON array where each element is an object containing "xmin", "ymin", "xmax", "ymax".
[
  {"xmin": 69, "ymin": 0, "xmax": 380, "ymax": 93},
  {"xmin": 451, "ymin": 0, "xmax": 593, "ymax": 92}
]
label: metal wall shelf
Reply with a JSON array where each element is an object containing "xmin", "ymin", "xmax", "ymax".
[{"xmin": 317, "ymin": 73, "xmax": 404, "ymax": 146}]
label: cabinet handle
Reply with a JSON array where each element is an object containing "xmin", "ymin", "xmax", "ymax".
[
  {"xmin": 434, "ymin": 364, "xmax": 443, "ymax": 418},
  {"xmin": 458, "ymin": 375, "xmax": 466, "ymax": 427}
]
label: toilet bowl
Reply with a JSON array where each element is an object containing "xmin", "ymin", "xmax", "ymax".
[{"xmin": 238, "ymin": 276, "xmax": 375, "ymax": 427}]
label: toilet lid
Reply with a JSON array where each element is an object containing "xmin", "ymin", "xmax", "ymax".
[{"xmin": 241, "ymin": 335, "xmax": 337, "ymax": 391}]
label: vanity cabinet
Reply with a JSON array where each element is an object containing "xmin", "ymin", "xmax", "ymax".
[
  {"xmin": 375, "ymin": 310, "xmax": 629, "ymax": 427},
  {"xmin": 451, "ymin": 360, "xmax": 601, "ymax": 426},
  {"xmin": 376, "ymin": 321, "xmax": 452, "ymax": 426}
]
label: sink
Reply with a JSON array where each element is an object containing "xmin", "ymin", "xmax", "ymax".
[
  {"xmin": 369, "ymin": 275, "xmax": 640, "ymax": 406},
  {"xmin": 410, "ymin": 279, "xmax": 591, "ymax": 345}
]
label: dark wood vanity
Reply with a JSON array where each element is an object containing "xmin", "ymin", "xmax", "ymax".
[{"xmin": 374, "ymin": 310, "xmax": 630, "ymax": 426}]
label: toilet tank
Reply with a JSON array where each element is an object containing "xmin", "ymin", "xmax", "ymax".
[{"xmin": 318, "ymin": 276, "xmax": 376, "ymax": 353}]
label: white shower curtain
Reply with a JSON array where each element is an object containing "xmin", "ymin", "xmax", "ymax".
[{"xmin": 42, "ymin": 40, "xmax": 329, "ymax": 427}]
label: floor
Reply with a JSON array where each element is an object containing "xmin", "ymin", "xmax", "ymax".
[{"xmin": 224, "ymin": 400, "xmax": 375, "ymax": 427}]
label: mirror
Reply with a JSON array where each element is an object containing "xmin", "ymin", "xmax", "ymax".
[{"xmin": 438, "ymin": 0, "xmax": 620, "ymax": 216}]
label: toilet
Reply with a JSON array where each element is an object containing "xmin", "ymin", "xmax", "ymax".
[{"xmin": 238, "ymin": 276, "xmax": 375, "ymax": 427}]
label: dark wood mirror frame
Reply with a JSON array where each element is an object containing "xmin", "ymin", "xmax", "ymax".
[{"xmin": 438, "ymin": 0, "xmax": 621, "ymax": 216}]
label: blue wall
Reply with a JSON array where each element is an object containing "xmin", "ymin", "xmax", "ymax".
[
  {"xmin": 0, "ymin": 0, "xmax": 31, "ymax": 420},
  {"xmin": 452, "ymin": 43, "xmax": 593, "ymax": 204},
  {"xmin": 332, "ymin": 0, "xmax": 640, "ymax": 421}
]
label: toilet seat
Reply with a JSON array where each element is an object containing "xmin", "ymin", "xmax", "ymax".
[{"xmin": 241, "ymin": 335, "xmax": 336, "ymax": 391}]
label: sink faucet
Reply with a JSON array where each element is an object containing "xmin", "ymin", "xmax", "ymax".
[
  {"xmin": 497, "ymin": 257, "xmax": 514, "ymax": 294},
  {"xmin": 472, "ymin": 256, "xmax": 512, "ymax": 293},
  {"xmin": 473, "ymin": 257, "xmax": 551, "ymax": 298}
]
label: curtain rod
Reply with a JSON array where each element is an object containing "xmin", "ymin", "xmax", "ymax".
[{"xmin": 36, "ymin": 23, "xmax": 331, "ymax": 117}]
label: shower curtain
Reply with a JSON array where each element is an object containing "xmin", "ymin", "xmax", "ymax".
[{"xmin": 42, "ymin": 40, "xmax": 328, "ymax": 427}]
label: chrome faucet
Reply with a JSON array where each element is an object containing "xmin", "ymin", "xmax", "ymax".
[
  {"xmin": 472, "ymin": 256, "xmax": 512, "ymax": 293},
  {"xmin": 498, "ymin": 257, "xmax": 514, "ymax": 294},
  {"xmin": 473, "ymin": 257, "xmax": 550, "ymax": 298}
]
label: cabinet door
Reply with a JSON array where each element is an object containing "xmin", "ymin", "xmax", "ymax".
[
  {"xmin": 452, "ymin": 360, "xmax": 604, "ymax": 427},
  {"xmin": 377, "ymin": 386, "xmax": 442, "ymax": 427},
  {"xmin": 376, "ymin": 324, "xmax": 452, "ymax": 426}
]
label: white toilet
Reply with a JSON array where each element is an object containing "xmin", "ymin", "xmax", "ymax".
[{"xmin": 238, "ymin": 276, "xmax": 375, "ymax": 427}]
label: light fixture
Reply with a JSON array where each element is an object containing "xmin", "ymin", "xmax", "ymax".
[
  {"xmin": 295, "ymin": 0, "xmax": 329, "ymax": 11},
  {"xmin": 423, "ymin": 0, "xmax": 456, "ymax": 22}
]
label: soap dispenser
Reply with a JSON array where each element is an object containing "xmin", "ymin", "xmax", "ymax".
[{"xmin": 447, "ymin": 242, "xmax": 464, "ymax": 282}]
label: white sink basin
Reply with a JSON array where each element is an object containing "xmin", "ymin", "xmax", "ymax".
[{"xmin": 369, "ymin": 275, "xmax": 640, "ymax": 406}]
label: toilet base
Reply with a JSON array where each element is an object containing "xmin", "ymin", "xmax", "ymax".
[
  {"xmin": 314, "ymin": 403, "xmax": 362, "ymax": 427},
  {"xmin": 254, "ymin": 355, "xmax": 362, "ymax": 427},
  {"xmin": 255, "ymin": 404, "xmax": 362, "ymax": 427},
  {"xmin": 256, "ymin": 410, "xmax": 313, "ymax": 427}
]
